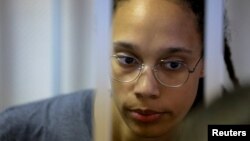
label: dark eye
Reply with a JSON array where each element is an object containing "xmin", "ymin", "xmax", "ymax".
[
  {"xmin": 116, "ymin": 55, "xmax": 138, "ymax": 66},
  {"xmin": 161, "ymin": 60, "xmax": 184, "ymax": 71}
]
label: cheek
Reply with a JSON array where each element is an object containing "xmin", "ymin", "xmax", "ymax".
[
  {"xmin": 111, "ymin": 82, "xmax": 133, "ymax": 107},
  {"xmin": 166, "ymin": 76, "xmax": 200, "ymax": 118}
]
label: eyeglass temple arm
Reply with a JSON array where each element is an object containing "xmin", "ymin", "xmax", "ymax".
[{"xmin": 189, "ymin": 56, "xmax": 203, "ymax": 73}]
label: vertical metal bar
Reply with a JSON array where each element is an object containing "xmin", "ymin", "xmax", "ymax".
[
  {"xmin": 0, "ymin": 0, "xmax": 3, "ymax": 111},
  {"xmin": 205, "ymin": 0, "xmax": 224, "ymax": 105},
  {"xmin": 92, "ymin": 0, "xmax": 112, "ymax": 141},
  {"xmin": 52, "ymin": 0, "xmax": 62, "ymax": 96}
]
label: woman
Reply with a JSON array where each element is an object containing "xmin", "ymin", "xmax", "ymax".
[{"xmin": 1, "ymin": 0, "xmax": 239, "ymax": 141}]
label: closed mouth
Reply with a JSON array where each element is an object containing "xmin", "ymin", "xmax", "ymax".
[
  {"xmin": 132, "ymin": 109, "xmax": 165, "ymax": 115},
  {"xmin": 127, "ymin": 108, "xmax": 168, "ymax": 123}
]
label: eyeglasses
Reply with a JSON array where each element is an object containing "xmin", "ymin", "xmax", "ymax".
[{"xmin": 111, "ymin": 54, "xmax": 202, "ymax": 87}]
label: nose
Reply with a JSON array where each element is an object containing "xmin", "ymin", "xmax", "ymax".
[{"xmin": 134, "ymin": 66, "xmax": 160, "ymax": 99}]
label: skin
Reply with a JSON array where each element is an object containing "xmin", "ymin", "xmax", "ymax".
[{"xmin": 111, "ymin": 0, "xmax": 204, "ymax": 140}]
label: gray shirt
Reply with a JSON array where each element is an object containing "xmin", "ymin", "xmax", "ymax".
[{"xmin": 0, "ymin": 90, "xmax": 94, "ymax": 141}]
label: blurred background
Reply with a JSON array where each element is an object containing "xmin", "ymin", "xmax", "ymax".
[
  {"xmin": 225, "ymin": 0, "xmax": 250, "ymax": 85},
  {"xmin": 0, "ymin": 0, "xmax": 108, "ymax": 111},
  {"xmin": 0, "ymin": 0, "xmax": 250, "ymax": 112}
]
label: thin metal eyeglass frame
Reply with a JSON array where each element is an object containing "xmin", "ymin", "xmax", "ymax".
[{"xmin": 111, "ymin": 55, "xmax": 203, "ymax": 88}]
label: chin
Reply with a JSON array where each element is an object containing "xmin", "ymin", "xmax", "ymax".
[
  {"xmin": 127, "ymin": 121, "xmax": 174, "ymax": 139},
  {"xmin": 132, "ymin": 128, "xmax": 173, "ymax": 140}
]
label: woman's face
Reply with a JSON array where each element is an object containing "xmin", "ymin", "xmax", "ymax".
[{"xmin": 112, "ymin": 0, "xmax": 203, "ymax": 138}]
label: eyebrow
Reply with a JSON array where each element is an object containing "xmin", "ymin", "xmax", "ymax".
[
  {"xmin": 113, "ymin": 42, "xmax": 136, "ymax": 52},
  {"xmin": 113, "ymin": 41, "xmax": 193, "ymax": 55},
  {"xmin": 163, "ymin": 47, "xmax": 193, "ymax": 54}
]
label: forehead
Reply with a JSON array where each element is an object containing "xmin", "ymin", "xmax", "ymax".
[
  {"xmin": 112, "ymin": 0, "xmax": 202, "ymax": 56},
  {"xmin": 113, "ymin": 0, "xmax": 197, "ymax": 30}
]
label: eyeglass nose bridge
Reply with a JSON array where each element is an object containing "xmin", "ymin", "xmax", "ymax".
[{"xmin": 136, "ymin": 63, "xmax": 159, "ymax": 81}]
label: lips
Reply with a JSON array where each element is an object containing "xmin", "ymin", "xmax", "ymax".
[{"xmin": 128, "ymin": 109, "xmax": 166, "ymax": 123}]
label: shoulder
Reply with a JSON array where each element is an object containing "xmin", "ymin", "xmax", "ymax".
[
  {"xmin": 0, "ymin": 89, "xmax": 95, "ymax": 141},
  {"xmin": 0, "ymin": 89, "xmax": 95, "ymax": 121},
  {"xmin": 45, "ymin": 89, "xmax": 95, "ymax": 113}
]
